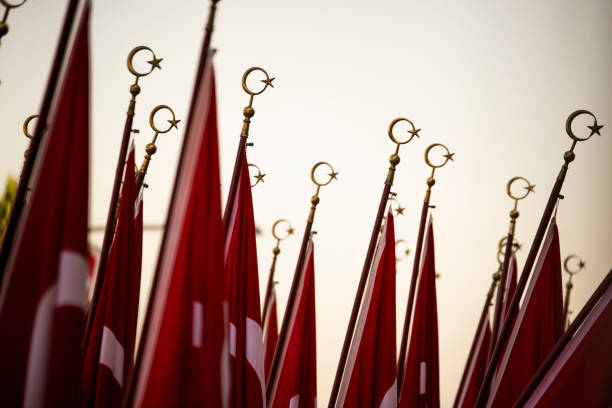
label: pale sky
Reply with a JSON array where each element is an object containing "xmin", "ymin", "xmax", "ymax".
[{"xmin": 1, "ymin": 1, "xmax": 611, "ymax": 406}]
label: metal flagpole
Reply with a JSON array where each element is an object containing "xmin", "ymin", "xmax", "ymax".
[
  {"xmin": 489, "ymin": 176, "xmax": 535, "ymax": 351},
  {"xmin": 266, "ymin": 161, "xmax": 337, "ymax": 402},
  {"xmin": 562, "ymin": 254, "xmax": 585, "ymax": 325},
  {"xmin": 328, "ymin": 118, "xmax": 420, "ymax": 408},
  {"xmin": 222, "ymin": 66, "xmax": 274, "ymax": 233},
  {"xmin": 474, "ymin": 109, "xmax": 604, "ymax": 407},
  {"xmin": 397, "ymin": 142, "xmax": 454, "ymax": 387}
]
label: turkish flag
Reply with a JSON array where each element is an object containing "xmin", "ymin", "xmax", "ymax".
[
  {"xmin": 129, "ymin": 57, "xmax": 228, "ymax": 407},
  {"xmin": 455, "ymin": 313, "xmax": 491, "ymax": 408},
  {"xmin": 399, "ymin": 217, "xmax": 440, "ymax": 408},
  {"xmin": 80, "ymin": 144, "xmax": 142, "ymax": 407},
  {"xmin": 0, "ymin": 5, "xmax": 90, "ymax": 407},
  {"xmin": 486, "ymin": 219, "xmax": 564, "ymax": 407},
  {"xmin": 268, "ymin": 239, "xmax": 317, "ymax": 408},
  {"xmin": 336, "ymin": 211, "xmax": 397, "ymax": 407},
  {"xmin": 225, "ymin": 155, "xmax": 266, "ymax": 407},
  {"xmin": 522, "ymin": 281, "xmax": 612, "ymax": 407},
  {"xmin": 263, "ymin": 285, "xmax": 279, "ymax": 381}
]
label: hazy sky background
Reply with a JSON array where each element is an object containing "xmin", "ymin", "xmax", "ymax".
[{"xmin": 1, "ymin": 1, "xmax": 611, "ymax": 406}]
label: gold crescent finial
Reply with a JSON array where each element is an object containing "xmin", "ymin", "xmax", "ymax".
[
  {"xmin": 0, "ymin": 0, "xmax": 27, "ymax": 9},
  {"xmin": 307, "ymin": 161, "xmax": 338, "ymax": 223},
  {"xmin": 22, "ymin": 114, "xmax": 38, "ymax": 139},
  {"xmin": 388, "ymin": 196, "xmax": 405, "ymax": 216},
  {"xmin": 506, "ymin": 176, "xmax": 536, "ymax": 201},
  {"xmin": 395, "ymin": 239, "xmax": 411, "ymax": 262},
  {"xmin": 563, "ymin": 254, "xmax": 585, "ymax": 276},
  {"xmin": 422, "ymin": 142, "xmax": 455, "ymax": 204},
  {"xmin": 242, "ymin": 67, "xmax": 275, "ymax": 97},
  {"xmin": 565, "ymin": 109, "xmax": 603, "ymax": 143},
  {"xmin": 248, "ymin": 163, "xmax": 266, "ymax": 187},
  {"xmin": 127, "ymin": 45, "xmax": 162, "ymax": 79},
  {"xmin": 272, "ymin": 219, "xmax": 294, "ymax": 241},
  {"xmin": 388, "ymin": 117, "xmax": 420, "ymax": 146},
  {"xmin": 138, "ymin": 105, "xmax": 180, "ymax": 179}
]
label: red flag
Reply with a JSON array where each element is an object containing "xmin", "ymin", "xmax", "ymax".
[
  {"xmin": 500, "ymin": 254, "xmax": 518, "ymax": 329},
  {"xmin": 80, "ymin": 144, "xmax": 142, "ymax": 407},
  {"xmin": 268, "ymin": 239, "xmax": 317, "ymax": 408},
  {"xmin": 523, "ymin": 283, "xmax": 612, "ymax": 407},
  {"xmin": 486, "ymin": 219, "xmax": 564, "ymax": 407},
  {"xmin": 225, "ymin": 155, "xmax": 266, "ymax": 407},
  {"xmin": 129, "ymin": 57, "xmax": 228, "ymax": 407},
  {"xmin": 455, "ymin": 313, "xmax": 491, "ymax": 408},
  {"xmin": 263, "ymin": 285, "xmax": 279, "ymax": 381},
  {"xmin": 336, "ymin": 211, "xmax": 397, "ymax": 407},
  {"xmin": 0, "ymin": 5, "xmax": 90, "ymax": 406},
  {"xmin": 399, "ymin": 217, "xmax": 440, "ymax": 408}
]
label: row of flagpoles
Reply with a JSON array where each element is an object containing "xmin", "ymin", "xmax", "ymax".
[{"xmin": 0, "ymin": 0, "xmax": 610, "ymax": 407}]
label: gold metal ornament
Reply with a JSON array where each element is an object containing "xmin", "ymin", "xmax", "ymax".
[
  {"xmin": 138, "ymin": 105, "xmax": 180, "ymax": 178},
  {"xmin": 505, "ymin": 176, "xmax": 535, "ymax": 235},
  {"xmin": 239, "ymin": 66, "xmax": 274, "ymax": 139},
  {"xmin": 248, "ymin": 163, "xmax": 266, "ymax": 187},
  {"xmin": 272, "ymin": 219, "xmax": 294, "ymax": 242},
  {"xmin": 22, "ymin": 114, "xmax": 38, "ymax": 139},
  {"xmin": 423, "ymin": 142, "xmax": 454, "ymax": 204},
  {"xmin": 388, "ymin": 196, "xmax": 405, "ymax": 216},
  {"xmin": 125, "ymin": 45, "xmax": 162, "ymax": 116},
  {"xmin": 395, "ymin": 239, "xmax": 411, "ymax": 263},
  {"xmin": 559, "ymin": 110, "xmax": 604, "ymax": 179},
  {"xmin": 0, "ymin": 0, "xmax": 27, "ymax": 44},
  {"xmin": 308, "ymin": 161, "xmax": 338, "ymax": 223},
  {"xmin": 385, "ymin": 118, "xmax": 420, "ymax": 185},
  {"xmin": 563, "ymin": 254, "xmax": 585, "ymax": 276}
]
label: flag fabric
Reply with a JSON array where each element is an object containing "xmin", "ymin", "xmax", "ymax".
[
  {"xmin": 130, "ymin": 57, "xmax": 228, "ymax": 407},
  {"xmin": 336, "ymin": 211, "xmax": 397, "ymax": 408},
  {"xmin": 399, "ymin": 216, "xmax": 440, "ymax": 408},
  {"xmin": 523, "ymin": 282, "xmax": 612, "ymax": 407},
  {"xmin": 224, "ymin": 155, "xmax": 266, "ymax": 407},
  {"xmin": 486, "ymin": 219, "xmax": 564, "ymax": 408},
  {"xmin": 0, "ymin": 5, "xmax": 90, "ymax": 406},
  {"xmin": 80, "ymin": 144, "xmax": 142, "ymax": 407},
  {"xmin": 454, "ymin": 313, "xmax": 491, "ymax": 408},
  {"xmin": 267, "ymin": 239, "xmax": 317, "ymax": 408},
  {"xmin": 263, "ymin": 284, "xmax": 279, "ymax": 381}
]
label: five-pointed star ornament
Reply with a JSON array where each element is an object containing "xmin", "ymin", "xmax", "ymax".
[
  {"xmin": 261, "ymin": 77, "xmax": 275, "ymax": 88},
  {"xmin": 329, "ymin": 171, "xmax": 339, "ymax": 180},
  {"xmin": 168, "ymin": 118, "xmax": 180, "ymax": 130},
  {"xmin": 148, "ymin": 56, "xmax": 163, "ymax": 70},
  {"xmin": 588, "ymin": 120, "xmax": 604, "ymax": 136},
  {"xmin": 255, "ymin": 172, "xmax": 266, "ymax": 183},
  {"xmin": 394, "ymin": 206, "xmax": 405, "ymax": 216},
  {"xmin": 409, "ymin": 128, "xmax": 422, "ymax": 138},
  {"xmin": 287, "ymin": 227, "xmax": 295, "ymax": 236},
  {"xmin": 578, "ymin": 260, "xmax": 586, "ymax": 269},
  {"xmin": 524, "ymin": 183, "xmax": 536, "ymax": 194},
  {"xmin": 443, "ymin": 151, "xmax": 455, "ymax": 161}
]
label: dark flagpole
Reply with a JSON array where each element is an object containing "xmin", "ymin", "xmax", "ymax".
[
  {"xmin": 266, "ymin": 162, "xmax": 337, "ymax": 402},
  {"xmin": 489, "ymin": 176, "xmax": 535, "ymax": 352},
  {"xmin": 474, "ymin": 109, "xmax": 604, "ymax": 407},
  {"xmin": 0, "ymin": 0, "xmax": 79, "ymax": 285},
  {"xmin": 397, "ymin": 142, "xmax": 454, "ymax": 387},
  {"xmin": 122, "ymin": 2, "xmax": 220, "ymax": 406},
  {"xmin": 84, "ymin": 46, "xmax": 163, "ymax": 343},
  {"xmin": 562, "ymin": 254, "xmax": 584, "ymax": 324},
  {"xmin": 222, "ymin": 67, "xmax": 274, "ymax": 233},
  {"xmin": 262, "ymin": 219, "xmax": 294, "ymax": 327},
  {"xmin": 512, "ymin": 268, "xmax": 611, "ymax": 407},
  {"xmin": 328, "ymin": 118, "xmax": 420, "ymax": 408}
]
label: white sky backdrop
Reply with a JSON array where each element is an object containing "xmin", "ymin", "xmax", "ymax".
[{"xmin": 1, "ymin": 1, "xmax": 611, "ymax": 406}]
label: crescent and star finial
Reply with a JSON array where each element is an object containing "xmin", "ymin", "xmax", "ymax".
[
  {"xmin": 272, "ymin": 219, "xmax": 294, "ymax": 242},
  {"xmin": 22, "ymin": 114, "xmax": 38, "ymax": 139},
  {"xmin": 0, "ymin": 0, "xmax": 27, "ymax": 43},
  {"xmin": 307, "ymin": 161, "xmax": 338, "ymax": 223},
  {"xmin": 565, "ymin": 110, "xmax": 603, "ymax": 144},
  {"xmin": 248, "ymin": 163, "xmax": 266, "ymax": 187},
  {"xmin": 242, "ymin": 67, "xmax": 275, "ymax": 96},
  {"xmin": 127, "ymin": 46, "xmax": 163, "ymax": 80},
  {"xmin": 138, "ymin": 105, "xmax": 180, "ymax": 179},
  {"xmin": 563, "ymin": 254, "xmax": 585, "ymax": 276},
  {"xmin": 388, "ymin": 196, "xmax": 405, "ymax": 216},
  {"xmin": 395, "ymin": 239, "xmax": 411, "ymax": 263},
  {"xmin": 422, "ymin": 142, "xmax": 455, "ymax": 204}
]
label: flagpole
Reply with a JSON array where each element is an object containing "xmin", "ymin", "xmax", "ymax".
[
  {"xmin": 84, "ymin": 47, "xmax": 163, "ymax": 341},
  {"xmin": 122, "ymin": 2, "xmax": 220, "ymax": 407},
  {"xmin": 397, "ymin": 142, "xmax": 454, "ymax": 387},
  {"xmin": 489, "ymin": 176, "xmax": 535, "ymax": 351},
  {"xmin": 474, "ymin": 109, "xmax": 604, "ymax": 407},
  {"xmin": 512, "ymin": 267, "xmax": 611, "ymax": 407},
  {"xmin": 266, "ymin": 161, "xmax": 337, "ymax": 401},
  {"xmin": 262, "ymin": 219, "xmax": 294, "ymax": 327},
  {"xmin": 562, "ymin": 254, "xmax": 584, "ymax": 324},
  {"xmin": 328, "ymin": 118, "xmax": 420, "ymax": 408},
  {"xmin": 0, "ymin": 0, "xmax": 80, "ymax": 285},
  {"xmin": 0, "ymin": 0, "xmax": 27, "ymax": 47},
  {"xmin": 222, "ymin": 67, "xmax": 274, "ymax": 233}
]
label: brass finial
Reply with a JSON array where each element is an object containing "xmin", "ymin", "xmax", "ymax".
[
  {"xmin": 563, "ymin": 254, "xmax": 585, "ymax": 278},
  {"xmin": 506, "ymin": 176, "xmax": 535, "ymax": 235},
  {"xmin": 559, "ymin": 110, "xmax": 604, "ymax": 179},
  {"xmin": 395, "ymin": 239, "xmax": 411, "ymax": 264},
  {"xmin": 423, "ymin": 142, "xmax": 454, "ymax": 204},
  {"xmin": 308, "ymin": 161, "xmax": 338, "ymax": 223},
  {"xmin": 239, "ymin": 67, "xmax": 274, "ymax": 139},
  {"xmin": 385, "ymin": 118, "xmax": 420, "ymax": 186},
  {"xmin": 22, "ymin": 114, "xmax": 39, "ymax": 158},
  {"xmin": 138, "ymin": 105, "xmax": 179, "ymax": 179},
  {"xmin": 126, "ymin": 46, "xmax": 162, "ymax": 115},
  {"xmin": 0, "ymin": 0, "xmax": 26, "ymax": 44},
  {"xmin": 248, "ymin": 163, "xmax": 266, "ymax": 187},
  {"xmin": 388, "ymin": 196, "xmax": 405, "ymax": 216}
]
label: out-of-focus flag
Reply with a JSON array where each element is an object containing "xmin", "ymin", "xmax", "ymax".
[
  {"xmin": 486, "ymin": 219, "xmax": 564, "ymax": 408},
  {"xmin": 455, "ymin": 313, "xmax": 491, "ymax": 408},
  {"xmin": 267, "ymin": 239, "xmax": 317, "ymax": 408},
  {"xmin": 399, "ymin": 217, "xmax": 440, "ymax": 408},
  {"xmin": 263, "ymin": 285, "xmax": 279, "ymax": 381},
  {"xmin": 0, "ymin": 5, "xmax": 90, "ymax": 406},
  {"xmin": 225, "ymin": 155, "xmax": 266, "ymax": 407},
  {"xmin": 336, "ymin": 211, "xmax": 397, "ymax": 407},
  {"xmin": 80, "ymin": 144, "xmax": 142, "ymax": 407},
  {"xmin": 129, "ymin": 57, "xmax": 228, "ymax": 407},
  {"xmin": 500, "ymin": 254, "xmax": 518, "ymax": 331},
  {"xmin": 522, "ymin": 280, "xmax": 612, "ymax": 407}
]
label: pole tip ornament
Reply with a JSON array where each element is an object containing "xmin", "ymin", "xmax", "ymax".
[
  {"xmin": 563, "ymin": 254, "xmax": 585, "ymax": 276},
  {"xmin": 506, "ymin": 176, "xmax": 535, "ymax": 225},
  {"xmin": 424, "ymin": 143, "xmax": 455, "ymax": 169},
  {"xmin": 388, "ymin": 196, "xmax": 405, "ymax": 216},
  {"xmin": 149, "ymin": 104, "xmax": 180, "ymax": 134},
  {"xmin": 248, "ymin": 163, "xmax": 266, "ymax": 187},
  {"xmin": 127, "ymin": 46, "xmax": 162, "ymax": 79},
  {"xmin": 565, "ymin": 109, "xmax": 603, "ymax": 142},
  {"xmin": 22, "ymin": 114, "xmax": 39, "ymax": 139},
  {"xmin": 242, "ymin": 67, "xmax": 274, "ymax": 96},
  {"xmin": 388, "ymin": 117, "xmax": 420, "ymax": 146},
  {"xmin": 395, "ymin": 239, "xmax": 411, "ymax": 262},
  {"xmin": 310, "ymin": 161, "xmax": 338, "ymax": 188},
  {"xmin": 272, "ymin": 219, "xmax": 294, "ymax": 241}
]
